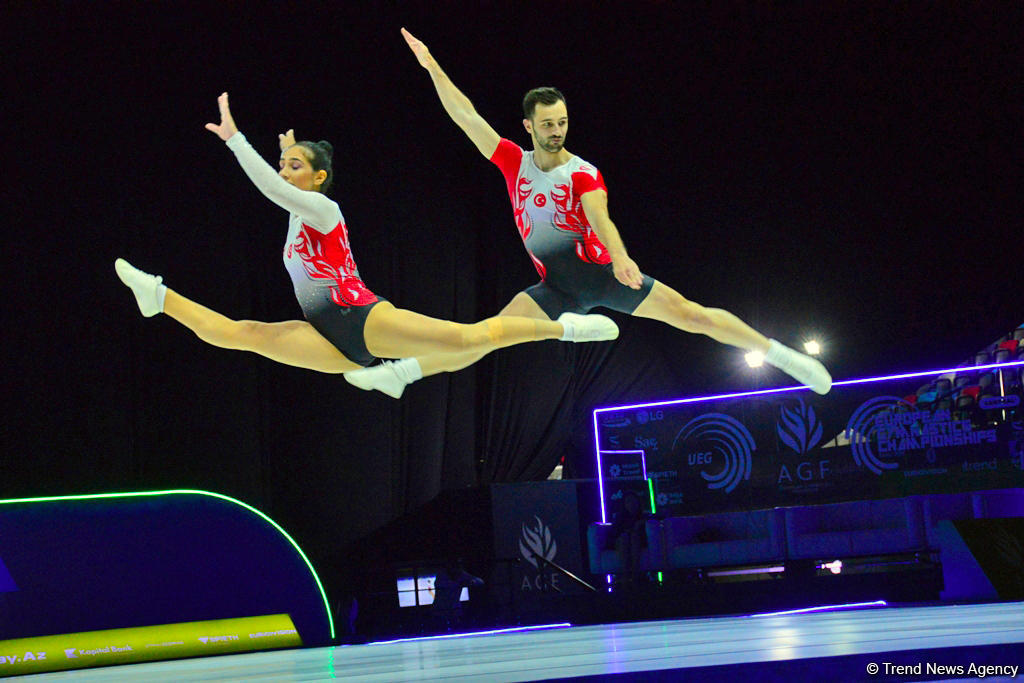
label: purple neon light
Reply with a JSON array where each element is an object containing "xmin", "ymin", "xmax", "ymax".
[
  {"xmin": 367, "ymin": 622, "xmax": 572, "ymax": 645},
  {"xmin": 748, "ymin": 600, "xmax": 888, "ymax": 618},
  {"xmin": 595, "ymin": 444, "xmax": 607, "ymax": 523},
  {"xmin": 591, "ymin": 359, "xmax": 1024, "ymax": 522},
  {"xmin": 596, "ymin": 450, "xmax": 647, "ymax": 523},
  {"xmin": 594, "ymin": 359, "xmax": 1024, "ymax": 415}
]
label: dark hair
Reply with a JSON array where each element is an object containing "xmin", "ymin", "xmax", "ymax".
[
  {"xmin": 294, "ymin": 140, "xmax": 334, "ymax": 193},
  {"xmin": 522, "ymin": 87, "xmax": 566, "ymax": 119}
]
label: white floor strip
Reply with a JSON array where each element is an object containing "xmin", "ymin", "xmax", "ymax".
[{"xmin": 22, "ymin": 601, "xmax": 1024, "ymax": 682}]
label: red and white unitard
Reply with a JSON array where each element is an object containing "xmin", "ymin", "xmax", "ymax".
[{"xmin": 226, "ymin": 132, "xmax": 382, "ymax": 365}]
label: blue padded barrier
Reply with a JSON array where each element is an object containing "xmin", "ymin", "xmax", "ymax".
[
  {"xmin": 783, "ymin": 498, "xmax": 926, "ymax": 560},
  {"xmin": 0, "ymin": 491, "xmax": 333, "ymax": 645},
  {"xmin": 972, "ymin": 488, "xmax": 1024, "ymax": 518},
  {"xmin": 915, "ymin": 492, "xmax": 977, "ymax": 549},
  {"xmin": 586, "ymin": 522, "xmax": 660, "ymax": 575},
  {"xmin": 659, "ymin": 509, "xmax": 785, "ymax": 570}
]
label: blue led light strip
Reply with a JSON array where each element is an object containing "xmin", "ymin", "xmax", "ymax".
[
  {"xmin": 0, "ymin": 489, "xmax": 335, "ymax": 639},
  {"xmin": 366, "ymin": 622, "xmax": 572, "ymax": 645},
  {"xmin": 594, "ymin": 360, "xmax": 1024, "ymax": 415},
  {"xmin": 748, "ymin": 600, "xmax": 888, "ymax": 617}
]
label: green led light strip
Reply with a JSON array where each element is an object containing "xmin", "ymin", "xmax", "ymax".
[
  {"xmin": 0, "ymin": 489, "xmax": 334, "ymax": 639},
  {"xmin": 646, "ymin": 480, "xmax": 663, "ymax": 584}
]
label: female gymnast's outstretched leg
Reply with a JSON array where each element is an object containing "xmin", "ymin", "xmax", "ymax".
[{"xmin": 115, "ymin": 259, "xmax": 616, "ymax": 375}]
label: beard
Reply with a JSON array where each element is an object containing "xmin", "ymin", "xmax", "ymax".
[{"xmin": 537, "ymin": 135, "xmax": 564, "ymax": 153}]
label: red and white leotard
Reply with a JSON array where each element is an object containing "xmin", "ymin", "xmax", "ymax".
[
  {"xmin": 226, "ymin": 132, "xmax": 377, "ymax": 313},
  {"xmin": 225, "ymin": 132, "xmax": 382, "ymax": 366},
  {"xmin": 489, "ymin": 138, "xmax": 612, "ymax": 281}
]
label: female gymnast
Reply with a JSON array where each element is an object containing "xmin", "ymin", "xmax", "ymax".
[{"xmin": 115, "ymin": 93, "xmax": 618, "ymax": 377}]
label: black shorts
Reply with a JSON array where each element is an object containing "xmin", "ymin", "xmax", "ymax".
[
  {"xmin": 524, "ymin": 261, "xmax": 655, "ymax": 319},
  {"xmin": 305, "ymin": 298, "xmax": 387, "ymax": 367}
]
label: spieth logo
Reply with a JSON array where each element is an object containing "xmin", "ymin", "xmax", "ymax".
[
  {"xmin": 777, "ymin": 398, "xmax": 824, "ymax": 455},
  {"xmin": 519, "ymin": 516, "xmax": 557, "ymax": 569}
]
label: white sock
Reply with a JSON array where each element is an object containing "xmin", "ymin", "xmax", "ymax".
[
  {"xmin": 763, "ymin": 339, "xmax": 832, "ymax": 395},
  {"xmin": 556, "ymin": 312, "xmax": 619, "ymax": 342},
  {"xmin": 559, "ymin": 317, "xmax": 576, "ymax": 341},
  {"xmin": 764, "ymin": 339, "xmax": 789, "ymax": 367},
  {"xmin": 391, "ymin": 358, "xmax": 423, "ymax": 383},
  {"xmin": 114, "ymin": 258, "xmax": 167, "ymax": 317},
  {"xmin": 345, "ymin": 358, "xmax": 422, "ymax": 399},
  {"xmin": 155, "ymin": 283, "xmax": 167, "ymax": 312}
]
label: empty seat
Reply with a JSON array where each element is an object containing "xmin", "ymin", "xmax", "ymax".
[{"xmin": 954, "ymin": 375, "xmax": 973, "ymax": 390}]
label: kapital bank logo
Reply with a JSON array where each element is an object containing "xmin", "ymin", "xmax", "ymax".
[{"xmin": 519, "ymin": 516, "xmax": 557, "ymax": 568}]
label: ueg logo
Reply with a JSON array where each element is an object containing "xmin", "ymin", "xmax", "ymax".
[
  {"xmin": 519, "ymin": 516, "xmax": 557, "ymax": 569},
  {"xmin": 672, "ymin": 413, "xmax": 755, "ymax": 494}
]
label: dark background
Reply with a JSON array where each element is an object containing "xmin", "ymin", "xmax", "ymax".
[{"xmin": 3, "ymin": 1, "xmax": 1020, "ymax": 603}]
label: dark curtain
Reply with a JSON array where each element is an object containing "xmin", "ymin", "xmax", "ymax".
[
  {"xmin": 477, "ymin": 314, "xmax": 698, "ymax": 483},
  {"xmin": 6, "ymin": 0, "xmax": 1023, "ymax": 618}
]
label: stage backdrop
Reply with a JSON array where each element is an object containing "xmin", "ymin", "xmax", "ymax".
[{"xmin": 596, "ymin": 362, "xmax": 1024, "ymax": 522}]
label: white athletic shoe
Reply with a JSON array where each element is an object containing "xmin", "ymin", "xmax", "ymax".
[
  {"xmin": 114, "ymin": 258, "xmax": 165, "ymax": 317},
  {"xmin": 764, "ymin": 339, "xmax": 832, "ymax": 395},
  {"xmin": 344, "ymin": 358, "xmax": 422, "ymax": 399},
  {"xmin": 558, "ymin": 312, "xmax": 619, "ymax": 342}
]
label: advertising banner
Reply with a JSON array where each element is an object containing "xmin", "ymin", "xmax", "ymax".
[
  {"xmin": 0, "ymin": 614, "xmax": 301, "ymax": 676},
  {"xmin": 596, "ymin": 362, "xmax": 1024, "ymax": 519},
  {"xmin": 492, "ymin": 481, "xmax": 584, "ymax": 595}
]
